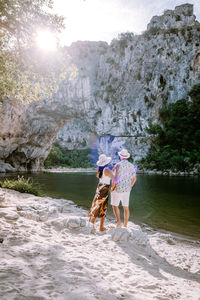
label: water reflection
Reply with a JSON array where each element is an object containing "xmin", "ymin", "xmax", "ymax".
[{"xmin": 1, "ymin": 172, "xmax": 200, "ymax": 239}]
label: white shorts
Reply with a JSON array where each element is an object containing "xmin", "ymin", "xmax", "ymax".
[{"xmin": 111, "ymin": 191, "xmax": 130, "ymax": 207}]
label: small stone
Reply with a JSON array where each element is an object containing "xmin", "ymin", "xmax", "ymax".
[
  {"xmin": 50, "ymin": 218, "xmax": 65, "ymax": 230},
  {"xmin": 66, "ymin": 216, "xmax": 81, "ymax": 229},
  {"xmin": 111, "ymin": 228, "xmax": 131, "ymax": 242},
  {"xmin": 0, "ymin": 209, "xmax": 7, "ymax": 218},
  {"xmin": 48, "ymin": 206, "xmax": 59, "ymax": 218},
  {"xmin": 39, "ymin": 213, "xmax": 49, "ymax": 222},
  {"xmin": 5, "ymin": 212, "xmax": 19, "ymax": 220},
  {"xmin": 17, "ymin": 211, "xmax": 27, "ymax": 217},
  {"xmin": 0, "ymin": 209, "xmax": 19, "ymax": 220},
  {"xmin": 80, "ymin": 217, "xmax": 87, "ymax": 227},
  {"xmin": 26, "ymin": 212, "xmax": 39, "ymax": 221}
]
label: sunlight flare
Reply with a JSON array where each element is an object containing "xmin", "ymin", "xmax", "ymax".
[{"xmin": 36, "ymin": 30, "xmax": 57, "ymax": 51}]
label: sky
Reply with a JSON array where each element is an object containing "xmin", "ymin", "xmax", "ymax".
[{"xmin": 52, "ymin": 0, "xmax": 200, "ymax": 46}]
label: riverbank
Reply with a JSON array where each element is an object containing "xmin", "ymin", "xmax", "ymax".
[
  {"xmin": 42, "ymin": 167, "xmax": 96, "ymax": 173},
  {"xmin": 138, "ymin": 169, "xmax": 200, "ymax": 176},
  {"xmin": 42, "ymin": 167, "xmax": 200, "ymax": 176},
  {"xmin": 1, "ymin": 166, "xmax": 199, "ymax": 176},
  {"xmin": 0, "ymin": 188, "xmax": 200, "ymax": 300}
]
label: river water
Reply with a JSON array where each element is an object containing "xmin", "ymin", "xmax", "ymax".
[{"xmin": 1, "ymin": 172, "xmax": 200, "ymax": 240}]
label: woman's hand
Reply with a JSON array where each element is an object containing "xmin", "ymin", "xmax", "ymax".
[{"xmin": 130, "ymin": 176, "xmax": 136, "ymax": 187}]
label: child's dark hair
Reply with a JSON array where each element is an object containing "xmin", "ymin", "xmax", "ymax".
[
  {"xmin": 98, "ymin": 169, "xmax": 103, "ymax": 179},
  {"xmin": 97, "ymin": 165, "xmax": 108, "ymax": 179}
]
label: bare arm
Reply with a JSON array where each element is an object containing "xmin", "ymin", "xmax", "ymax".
[
  {"xmin": 96, "ymin": 168, "xmax": 100, "ymax": 178},
  {"xmin": 131, "ymin": 175, "xmax": 136, "ymax": 187},
  {"xmin": 104, "ymin": 168, "xmax": 115, "ymax": 179}
]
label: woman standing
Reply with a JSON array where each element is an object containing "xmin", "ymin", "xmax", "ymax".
[{"xmin": 89, "ymin": 154, "xmax": 114, "ymax": 231}]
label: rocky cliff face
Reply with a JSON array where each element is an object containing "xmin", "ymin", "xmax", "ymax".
[
  {"xmin": 0, "ymin": 4, "xmax": 200, "ymax": 172},
  {"xmin": 56, "ymin": 4, "xmax": 200, "ymax": 160}
]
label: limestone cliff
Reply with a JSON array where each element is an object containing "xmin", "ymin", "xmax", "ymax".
[
  {"xmin": 56, "ymin": 4, "xmax": 200, "ymax": 161},
  {"xmin": 0, "ymin": 4, "xmax": 200, "ymax": 172}
]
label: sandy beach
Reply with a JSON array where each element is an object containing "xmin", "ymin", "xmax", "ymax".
[{"xmin": 0, "ymin": 187, "xmax": 200, "ymax": 300}]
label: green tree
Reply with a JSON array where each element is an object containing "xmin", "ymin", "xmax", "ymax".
[
  {"xmin": 188, "ymin": 84, "xmax": 200, "ymax": 126},
  {"xmin": 44, "ymin": 144, "xmax": 93, "ymax": 168},
  {"xmin": 0, "ymin": 0, "xmax": 67, "ymax": 103},
  {"xmin": 140, "ymin": 84, "xmax": 200, "ymax": 172}
]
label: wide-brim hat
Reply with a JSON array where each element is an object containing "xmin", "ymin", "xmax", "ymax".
[
  {"xmin": 96, "ymin": 154, "xmax": 112, "ymax": 166},
  {"xmin": 118, "ymin": 149, "xmax": 130, "ymax": 159}
]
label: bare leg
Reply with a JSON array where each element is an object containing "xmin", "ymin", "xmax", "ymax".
[
  {"xmin": 100, "ymin": 216, "xmax": 107, "ymax": 231},
  {"xmin": 112, "ymin": 206, "xmax": 121, "ymax": 227},
  {"xmin": 89, "ymin": 216, "xmax": 96, "ymax": 224},
  {"xmin": 123, "ymin": 206, "xmax": 130, "ymax": 228}
]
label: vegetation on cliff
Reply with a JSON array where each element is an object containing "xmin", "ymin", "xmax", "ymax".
[
  {"xmin": 44, "ymin": 144, "xmax": 94, "ymax": 168},
  {"xmin": 0, "ymin": 0, "xmax": 66, "ymax": 103},
  {"xmin": 139, "ymin": 84, "xmax": 200, "ymax": 172}
]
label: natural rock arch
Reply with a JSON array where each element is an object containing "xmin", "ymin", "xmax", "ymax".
[
  {"xmin": 1, "ymin": 4, "xmax": 200, "ymax": 173},
  {"xmin": 0, "ymin": 77, "xmax": 97, "ymax": 172}
]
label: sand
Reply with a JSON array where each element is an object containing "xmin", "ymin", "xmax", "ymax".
[{"xmin": 0, "ymin": 188, "xmax": 200, "ymax": 300}]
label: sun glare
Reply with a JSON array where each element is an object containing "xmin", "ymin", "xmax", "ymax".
[{"xmin": 36, "ymin": 30, "xmax": 57, "ymax": 51}]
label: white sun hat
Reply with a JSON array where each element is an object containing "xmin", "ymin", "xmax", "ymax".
[
  {"xmin": 96, "ymin": 154, "xmax": 112, "ymax": 166},
  {"xmin": 118, "ymin": 149, "xmax": 130, "ymax": 159}
]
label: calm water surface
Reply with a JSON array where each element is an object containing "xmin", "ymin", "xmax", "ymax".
[{"xmin": 1, "ymin": 172, "xmax": 200, "ymax": 240}]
